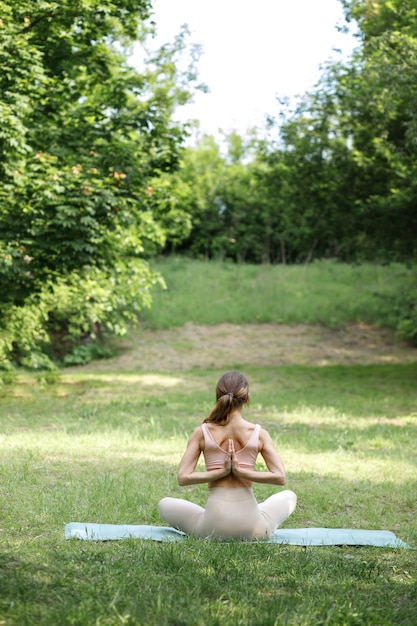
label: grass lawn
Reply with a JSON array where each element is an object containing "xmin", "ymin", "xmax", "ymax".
[
  {"xmin": 1, "ymin": 259, "xmax": 416, "ymax": 625},
  {"xmin": 1, "ymin": 361, "xmax": 416, "ymax": 625},
  {"xmin": 139, "ymin": 257, "xmax": 417, "ymax": 330}
]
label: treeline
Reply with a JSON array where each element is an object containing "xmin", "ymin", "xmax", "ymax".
[
  {"xmin": 156, "ymin": 0, "xmax": 417, "ymax": 265},
  {"xmin": 1, "ymin": 0, "xmax": 416, "ymax": 368}
]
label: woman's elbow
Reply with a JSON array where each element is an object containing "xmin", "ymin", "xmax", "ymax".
[{"xmin": 177, "ymin": 473, "xmax": 187, "ymax": 486}]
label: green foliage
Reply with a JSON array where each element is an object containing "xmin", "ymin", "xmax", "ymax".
[
  {"xmin": 162, "ymin": 133, "xmax": 277, "ymax": 262},
  {"xmin": 141, "ymin": 174, "xmax": 194, "ymax": 253},
  {"xmin": 261, "ymin": 0, "xmax": 417, "ymax": 262},
  {"xmin": 173, "ymin": 135, "xmax": 229, "ymax": 258},
  {"xmin": 0, "ymin": 260, "xmax": 164, "ymax": 368},
  {"xmin": 163, "ymin": 2, "xmax": 417, "ymax": 265},
  {"xmin": 0, "ymin": 299, "xmax": 51, "ymax": 370},
  {"xmin": 0, "ymin": 0, "xmax": 203, "ymax": 368},
  {"xmin": 397, "ymin": 290, "xmax": 417, "ymax": 346},
  {"xmin": 0, "ymin": 0, "xmax": 194, "ymax": 287}
]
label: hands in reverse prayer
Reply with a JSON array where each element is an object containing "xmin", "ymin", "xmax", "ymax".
[{"xmin": 223, "ymin": 438, "xmax": 244, "ymax": 477}]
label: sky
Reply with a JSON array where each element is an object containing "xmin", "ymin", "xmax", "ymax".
[{"xmin": 139, "ymin": 0, "xmax": 359, "ymax": 139}]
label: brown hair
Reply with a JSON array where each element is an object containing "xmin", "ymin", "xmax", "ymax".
[{"xmin": 204, "ymin": 371, "xmax": 250, "ymax": 425}]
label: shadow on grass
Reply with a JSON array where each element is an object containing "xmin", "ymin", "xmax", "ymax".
[
  {"xmin": 266, "ymin": 420, "xmax": 417, "ymax": 457},
  {"xmin": 0, "ymin": 538, "xmax": 416, "ymax": 625}
]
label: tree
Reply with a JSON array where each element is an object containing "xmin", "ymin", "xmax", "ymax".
[
  {"xmin": 159, "ymin": 0, "xmax": 417, "ymax": 265},
  {"xmin": 250, "ymin": 0, "xmax": 417, "ymax": 263},
  {"xmin": 337, "ymin": 0, "xmax": 417, "ymax": 259},
  {"xmin": 169, "ymin": 135, "xmax": 228, "ymax": 259},
  {"xmin": 0, "ymin": 0, "xmax": 202, "ymax": 367}
]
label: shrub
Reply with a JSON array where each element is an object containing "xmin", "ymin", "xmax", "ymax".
[
  {"xmin": 0, "ymin": 260, "xmax": 164, "ymax": 369},
  {"xmin": 397, "ymin": 290, "xmax": 417, "ymax": 346}
]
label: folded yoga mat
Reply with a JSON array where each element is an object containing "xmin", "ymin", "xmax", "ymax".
[{"xmin": 64, "ymin": 523, "xmax": 410, "ymax": 548}]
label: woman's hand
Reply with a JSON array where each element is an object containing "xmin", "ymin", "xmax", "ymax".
[
  {"xmin": 231, "ymin": 429, "xmax": 287, "ymax": 486},
  {"xmin": 177, "ymin": 428, "xmax": 234, "ymax": 485},
  {"xmin": 223, "ymin": 441, "xmax": 233, "ymax": 475},
  {"xmin": 229, "ymin": 438, "xmax": 245, "ymax": 478},
  {"xmin": 207, "ymin": 444, "xmax": 233, "ymax": 481}
]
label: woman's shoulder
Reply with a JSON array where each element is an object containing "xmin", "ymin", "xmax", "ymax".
[
  {"xmin": 258, "ymin": 426, "xmax": 275, "ymax": 447},
  {"xmin": 189, "ymin": 425, "xmax": 205, "ymax": 442},
  {"xmin": 229, "ymin": 419, "xmax": 259, "ymax": 441},
  {"xmin": 240, "ymin": 419, "xmax": 261, "ymax": 432}
]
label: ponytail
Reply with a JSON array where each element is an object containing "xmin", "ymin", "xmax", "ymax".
[{"xmin": 204, "ymin": 371, "xmax": 249, "ymax": 425}]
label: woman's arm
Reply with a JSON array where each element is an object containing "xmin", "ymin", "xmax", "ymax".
[
  {"xmin": 177, "ymin": 427, "xmax": 232, "ymax": 486},
  {"xmin": 230, "ymin": 430, "xmax": 287, "ymax": 486}
]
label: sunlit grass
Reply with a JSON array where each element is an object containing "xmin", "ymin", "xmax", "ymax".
[
  {"xmin": 141, "ymin": 257, "xmax": 417, "ymax": 329},
  {"xmin": 2, "ymin": 254, "xmax": 416, "ymax": 623},
  {"xmin": 1, "ymin": 356, "xmax": 416, "ymax": 623}
]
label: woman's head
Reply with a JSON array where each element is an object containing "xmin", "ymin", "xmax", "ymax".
[{"xmin": 204, "ymin": 371, "xmax": 250, "ymax": 425}]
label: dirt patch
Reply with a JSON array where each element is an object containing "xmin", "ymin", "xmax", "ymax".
[{"xmin": 75, "ymin": 323, "xmax": 417, "ymax": 372}]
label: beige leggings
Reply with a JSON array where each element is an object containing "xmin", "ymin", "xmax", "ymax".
[{"xmin": 158, "ymin": 487, "xmax": 297, "ymax": 540}]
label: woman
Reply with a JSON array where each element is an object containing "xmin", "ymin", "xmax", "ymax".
[{"xmin": 158, "ymin": 371, "xmax": 297, "ymax": 540}]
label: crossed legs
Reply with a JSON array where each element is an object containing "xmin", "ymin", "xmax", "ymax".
[
  {"xmin": 256, "ymin": 489, "xmax": 298, "ymax": 538},
  {"xmin": 158, "ymin": 497, "xmax": 205, "ymax": 535},
  {"xmin": 158, "ymin": 489, "xmax": 297, "ymax": 539}
]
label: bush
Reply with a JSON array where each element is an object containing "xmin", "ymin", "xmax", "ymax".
[
  {"xmin": 397, "ymin": 291, "xmax": 417, "ymax": 346},
  {"xmin": 0, "ymin": 260, "xmax": 164, "ymax": 369}
]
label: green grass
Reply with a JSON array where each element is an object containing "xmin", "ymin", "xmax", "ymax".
[
  {"xmin": 1, "ymin": 360, "xmax": 416, "ymax": 625},
  {"xmin": 140, "ymin": 257, "xmax": 417, "ymax": 329},
  {"xmin": 1, "ymin": 259, "xmax": 417, "ymax": 624}
]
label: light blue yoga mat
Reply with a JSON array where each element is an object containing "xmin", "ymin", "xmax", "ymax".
[{"xmin": 64, "ymin": 523, "xmax": 410, "ymax": 547}]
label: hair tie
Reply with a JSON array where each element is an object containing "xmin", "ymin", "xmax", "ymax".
[{"xmin": 227, "ymin": 392, "xmax": 233, "ymax": 398}]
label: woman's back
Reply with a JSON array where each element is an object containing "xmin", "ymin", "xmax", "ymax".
[
  {"xmin": 203, "ymin": 418, "xmax": 258, "ymax": 451},
  {"xmin": 201, "ymin": 415, "xmax": 260, "ymax": 488}
]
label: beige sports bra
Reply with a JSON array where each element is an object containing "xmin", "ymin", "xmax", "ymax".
[{"xmin": 201, "ymin": 423, "xmax": 260, "ymax": 470}]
